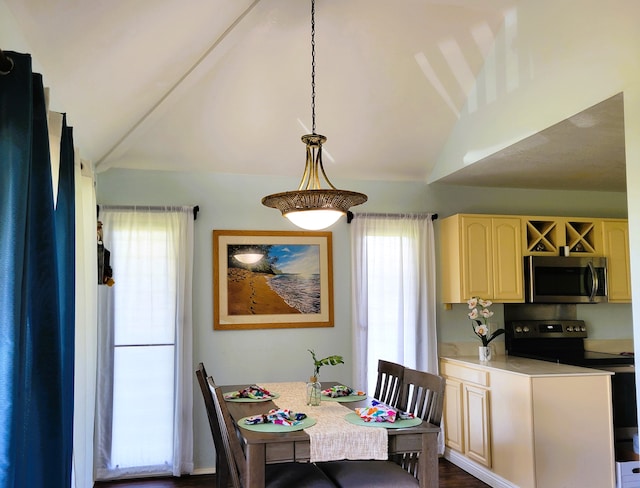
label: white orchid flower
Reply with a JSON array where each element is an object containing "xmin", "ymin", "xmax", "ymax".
[
  {"xmin": 467, "ymin": 297, "xmax": 478, "ymax": 309},
  {"xmin": 480, "ymin": 308, "xmax": 494, "ymax": 319},
  {"xmin": 468, "ymin": 308, "xmax": 479, "ymax": 320},
  {"xmin": 474, "ymin": 324, "xmax": 489, "ymax": 337}
]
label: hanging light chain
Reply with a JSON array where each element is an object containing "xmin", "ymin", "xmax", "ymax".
[
  {"xmin": 260, "ymin": 0, "xmax": 368, "ymax": 228},
  {"xmin": 311, "ymin": 0, "xmax": 316, "ymax": 135}
]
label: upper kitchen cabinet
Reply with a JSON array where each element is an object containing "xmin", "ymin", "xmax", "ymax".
[
  {"xmin": 440, "ymin": 214, "xmax": 524, "ymax": 304},
  {"xmin": 602, "ymin": 219, "xmax": 631, "ymax": 303},
  {"xmin": 441, "ymin": 213, "xmax": 630, "ymax": 304},
  {"xmin": 523, "ymin": 216, "xmax": 603, "ymax": 256}
]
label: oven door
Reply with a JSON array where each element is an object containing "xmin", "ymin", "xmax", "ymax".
[{"xmin": 596, "ymin": 365, "xmax": 637, "ymax": 440}]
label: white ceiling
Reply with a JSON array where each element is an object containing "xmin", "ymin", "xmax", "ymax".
[
  {"xmin": 3, "ymin": 0, "xmax": 626, "ymax": 192},
  {"xmin": 437, "ymin": 93, "xmax": 627, "ymax": 192}
]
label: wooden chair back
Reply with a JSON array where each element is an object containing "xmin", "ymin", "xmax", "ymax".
[
  {"xmin": 210, "ymin": 382, "xmax": 246, "ymax": 488},
  {"xmin": 195, "ymin": 363, "xmax": 230, "ymax": 487},
  {"xmin": 196, "ymin": 363, "xmax": 224, "ymax": 455},
  {"xmin": 373, "ymin": 359, "xmax": 405, "ymax": 407},
  {"xmin": 395, "ymin": 367, "xmax": 445, "ymax": 478},
  {"xmin": 399, "ymin": 367, "xmax": 445, "ymax": 425}
]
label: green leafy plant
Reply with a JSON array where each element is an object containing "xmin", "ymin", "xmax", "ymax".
[{"xmin": 308, "ymin": 349, "xmax": 344, "ymax": 378}]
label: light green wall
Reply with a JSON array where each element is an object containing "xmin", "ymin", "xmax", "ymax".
[{"xmin": 97, "ymin": 168, "xmax": 630, "ymax": 471}]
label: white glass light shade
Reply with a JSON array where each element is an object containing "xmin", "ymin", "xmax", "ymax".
[{"xmin": 285, "ymin": 209, "xmax": 344, "ymax": 230}]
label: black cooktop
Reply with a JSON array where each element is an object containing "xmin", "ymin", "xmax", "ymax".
[{"xmin": 506, "ymin": 319, "xmax": 635, "ymax": 368}]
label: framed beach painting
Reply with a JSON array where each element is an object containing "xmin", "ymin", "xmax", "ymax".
[{"xmin": 213, "ymin": 230, "xmax": 334, "ymax": 330}]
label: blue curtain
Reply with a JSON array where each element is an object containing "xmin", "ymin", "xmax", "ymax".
[{"xmin": 0, "ymin": 51, "xmax": 75, "ymax": 487}]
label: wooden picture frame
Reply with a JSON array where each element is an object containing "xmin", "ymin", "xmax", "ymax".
[{"xmin": 213, "ymin": 230, "xmax": 334, "ymax": 330}]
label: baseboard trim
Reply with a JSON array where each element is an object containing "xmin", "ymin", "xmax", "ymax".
[
  {"xmin": 444, "ymin": 448, "xmax": 517, "ymax": 488},
  {"xmin": 191, "ymin": 467, "xmax": 216, "ymax": 476}
]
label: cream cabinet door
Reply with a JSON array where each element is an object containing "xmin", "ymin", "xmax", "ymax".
[
  {"xmin": 443, "ymin": 378, "xmax": 464, "ymax": 452},
  {"xmin": 602, "ymin": 219, "xmax": 631, "ymax": 302},
  {"xmin": 463, "ymin": 383, "xmax": 491, "ymax": 467},
  {"xmin": 440, "ymin": 213, "xmax": 523, "ymax": 303},
  {"xmin": 492, "ymin": 217, "xmax": 523, "ymax": 301},
  {"xmin": 461, "ymin": 216, "xmax": 493, "ymax": 299}
]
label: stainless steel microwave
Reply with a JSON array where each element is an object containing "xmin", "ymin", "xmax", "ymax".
[{"xmin": 524, "ymin": 256, "xmax": 608, "ymax": 303}]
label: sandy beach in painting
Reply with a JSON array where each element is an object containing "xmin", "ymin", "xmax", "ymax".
[{"xmin": 227, "ymin": 268, "xmax": 300, "ymax": 315}]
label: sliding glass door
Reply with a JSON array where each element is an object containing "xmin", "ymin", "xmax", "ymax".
[{"xmin": 95, "ymin": 207, "xmax": 194, "ymax": 480}]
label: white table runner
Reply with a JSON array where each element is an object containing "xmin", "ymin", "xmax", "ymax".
[{"xmin": 262, "ymin": 382, "xmax": 388, "ymax": 463}]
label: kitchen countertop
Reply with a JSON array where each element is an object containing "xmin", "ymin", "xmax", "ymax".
[{"xmin": 440, "ymin": 355, "xmax": 615, "ymax": 377}]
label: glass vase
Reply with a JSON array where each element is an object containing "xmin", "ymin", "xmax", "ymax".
[
  {"xmin": 479, "ymin": 346, "xmax": 491, "ymax": 362},
  {"xmin": 306, "ymin": 376, "xmax": 322, "ymax": 406}
]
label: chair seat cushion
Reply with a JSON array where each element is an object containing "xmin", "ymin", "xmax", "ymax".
[
  {"xmin": 317, "ymin": 460, "xmax": 419, "ymax": 488},
  {"xmin": 265, "ymin": 462, "xmax": 336, "ymax": 488}
]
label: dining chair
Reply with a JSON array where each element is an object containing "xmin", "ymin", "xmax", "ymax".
[
  {"xmin": 373, "ymin": 359, "xmax": 405, "ymax": 407},
  {"xmin": 195, "ymin": 362, "xmax": 230, "ymax": 488},
  {"xmin": 398, "ymin": 367, "xmax": 445, "ymax": 425},
  {"xmin": 209, "ymin": 381, "xmax": 337, "ymax": 488},
  {"xmin": 317, "ymin": 367, "xmax": 445, "ymax": 488},
  {"xmin": 394, "ymin": 367, "xmax": 446, "ymax": 477}
]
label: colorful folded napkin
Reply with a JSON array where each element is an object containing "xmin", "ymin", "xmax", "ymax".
[
  {"xmin": 355, "ymin": 400, "xmax": 415, "ymax": 423},
  {"xmin": 321, "ymin": 385, "xmax": 366, "ymax": 398},
  {"xmin": 244, "ymin": 409, "xmax": 307, "ymax": 426},
  {"xmin": 224, "ymin": 384, "xmax": 274, "ymax": 400}
]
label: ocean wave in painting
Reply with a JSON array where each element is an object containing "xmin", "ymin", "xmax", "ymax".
[{"xmin": 266, "ymin": 274, "xmax": 320, "ymax": 314}]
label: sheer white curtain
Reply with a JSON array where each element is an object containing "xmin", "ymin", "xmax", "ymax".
[
  {"xmin": 350, "ymin": 213, "xmax": 439, "ymax": 392},
  {"xmin": 71, "ymin": 154, "xmax": 98, "ymax": 488},
  {"xmin": 94, "ymin": 206, "xmax": 194, "ymax": 480},
  {"xmin": 46, "ymin": 103, "xmax": 98, "ymax": 488}
]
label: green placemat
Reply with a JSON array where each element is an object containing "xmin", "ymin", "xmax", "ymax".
[
  {"xmin": 321, "ymin": 394, "xmax": 367, "ymax": 403},
  {"xmin": 344, "ymin": 412, "xmax": 423, "ymax": 429},
  {"xmin": 223, "ymin": 392, "xmax": 280, "ymax": 403},
  {"xmin": 238, "ymin": 416, "xmax": 317, "ymax": 432}
]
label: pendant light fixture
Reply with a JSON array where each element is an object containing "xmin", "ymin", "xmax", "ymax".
[{"xmin": 262, "ymin": 0, "xmax": 367, "ymax": 230}]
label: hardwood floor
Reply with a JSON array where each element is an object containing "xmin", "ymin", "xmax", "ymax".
[{"xmin": 93, "ymin": 458, "xmax": 490, "ymax": 487}]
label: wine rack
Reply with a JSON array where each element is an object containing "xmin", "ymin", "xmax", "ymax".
[
  {"xmin": 565, "ymin": 221, "xmax": 596, "ymax": 253},
  {"xmin": 525, "ymin": 220, "xmax": 558, "ymax": 254}
]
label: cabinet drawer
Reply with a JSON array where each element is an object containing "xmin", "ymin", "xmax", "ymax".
[{"xmin": 441, "ymin": 362, "xmax": 489, "ymax": 386}]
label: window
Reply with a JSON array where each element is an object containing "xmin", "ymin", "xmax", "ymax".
[
  {"xmin": 350, "ymin": 214, "xmax": 438, "ymax": 395},
  {"xmin": 95, "ymin": 207, "xmax": 194, "ymax": 480}
]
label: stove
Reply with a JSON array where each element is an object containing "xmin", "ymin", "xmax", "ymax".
[{"xmin": 505, "ymin": 319, "xmax": 634, "ymax": 367}]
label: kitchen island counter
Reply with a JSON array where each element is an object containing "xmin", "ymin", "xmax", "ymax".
[
  {"xmin": 441, "ymin": 354, "xmax": 615, "ymax": 377},
  {"xmin": 440, "ymin": 355, "xmax": 615, "ymax": 488}
]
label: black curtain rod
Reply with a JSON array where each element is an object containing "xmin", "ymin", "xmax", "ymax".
[
  {"xmin": 0, "ymin": 49, "xmax": 14, "ymax": 75},
  {"xmin": 346, "ymin": 211, "xmax": 438, "ymax": 223},
  {"xmin": 97, "ymin": 204, "xmax": 200, "ymax": 220}
]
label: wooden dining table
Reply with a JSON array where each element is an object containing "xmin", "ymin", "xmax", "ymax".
[{"xmin": 219, "ymin": 381, "xmax": 441, "ymax": 488}]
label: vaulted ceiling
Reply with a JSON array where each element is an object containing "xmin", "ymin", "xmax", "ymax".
[{"xmin": 3, "ymin": 0, "xmax": 627, "ymax": 191}]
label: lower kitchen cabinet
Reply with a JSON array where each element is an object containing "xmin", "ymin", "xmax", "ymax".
[
  {"xmin": 443, "ymin": 378, "xmax": 464, "ymax": 452},
  {"xmin": 441, "ymin": 357, "xmax": 616, "ymax": 488},
  {"xmin": 463, "ymin": 382, "xmax": 491, "ymax": 467},
  {"xmin": 442, "ymin": 361, "xmax": 491, "ymax": 467}
]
